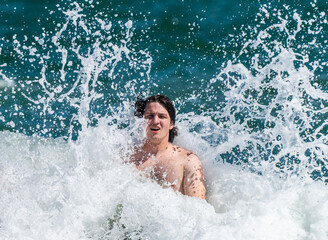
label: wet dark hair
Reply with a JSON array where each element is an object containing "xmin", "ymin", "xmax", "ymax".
[{"xmin": 135, "ymin": 94, "xmax": 178, "ymax": 143}]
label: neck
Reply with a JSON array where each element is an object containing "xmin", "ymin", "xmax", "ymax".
[{"xmin": 142, "ymin": 139, "xmax": 171, "ymax": 155}]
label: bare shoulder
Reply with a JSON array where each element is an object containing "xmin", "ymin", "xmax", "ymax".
[
  {"xmin": 171, "ymin": 144, "xmax": 201, "ymax": 165},
  {"xmin": 128, "ymin": 147, "xmax": 144, "ymax": 166},
  {"xmin": 172, "ymin": 145, "xmax": 206, "ymax": 199},
  {"xmin": 181, "ymin": 149, "xmax": 203, "ymax": 173}
]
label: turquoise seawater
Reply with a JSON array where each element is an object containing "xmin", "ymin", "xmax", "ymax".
[{"xmin": 1, "ymin": 0, "xmax": 328, "ymax": 239}]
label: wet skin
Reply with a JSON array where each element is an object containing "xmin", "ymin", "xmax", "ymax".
[{"xmin": 131, "ymin": 102, "xmax": 206, "ymax": 199}]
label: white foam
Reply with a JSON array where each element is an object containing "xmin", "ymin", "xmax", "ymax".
[
  {"xmin": 1, "ymin": 2, "xmax": 328, "ymax": 239},
  {"xmin": 0, "ymin": 121, "xmax": 328, "ymax": 239}
]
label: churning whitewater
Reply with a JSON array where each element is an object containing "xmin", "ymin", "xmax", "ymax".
[{"xmin": 1, "ymin": 0, "xmax": 328, "ymax": 239}]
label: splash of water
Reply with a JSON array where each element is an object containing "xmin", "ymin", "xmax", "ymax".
[
  {"xmin": 200, "ymin": 3, "xmax": 328, "ymax": 182},
  {"xmin": 1, "ymin": 1, "xmax": 152, "ymax": 139},
  {"xmin": 1, "ymin": 1, "xmax": 328, "ymax": 240}
]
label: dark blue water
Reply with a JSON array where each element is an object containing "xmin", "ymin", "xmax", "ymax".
[
  {"xmin": 1, "ymin": 1, "xmax": 328, "ymax": 239},
  {"xmin": 1, "ymin": 0, "xmax": 328, "ymax": 179}
]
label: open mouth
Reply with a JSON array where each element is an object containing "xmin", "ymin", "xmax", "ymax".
[{"xmin": 150, "ymin": 127, "xmax": 160, "ymax": 132}]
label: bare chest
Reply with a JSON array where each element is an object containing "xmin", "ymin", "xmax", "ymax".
[{"xmin": 135, "ymin": 155, "xmax": 184, "ymax": 191}]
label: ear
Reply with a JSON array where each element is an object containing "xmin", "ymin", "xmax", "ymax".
[{"xmin": 169, "ymin": 122, "xmax": 174, "ymax": 130}]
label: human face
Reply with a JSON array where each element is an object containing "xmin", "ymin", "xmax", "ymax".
[{"xmin": 144, "ymin": 102, "xmax": 174, "ymax": 143}]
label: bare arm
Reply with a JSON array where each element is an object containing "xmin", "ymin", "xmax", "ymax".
[{"xmin": 183, "ymin": 154, "xmax": 206, "ymax": 199}]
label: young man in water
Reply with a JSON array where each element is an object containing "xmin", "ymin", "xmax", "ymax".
[{"xmin": 130, "ymin": 95, "xmax": 206, "ymax": 199}]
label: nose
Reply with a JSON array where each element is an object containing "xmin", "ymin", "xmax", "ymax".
[{"xmin": 152, "ymin": 115, "xmax": 160, "ymax": 124}]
